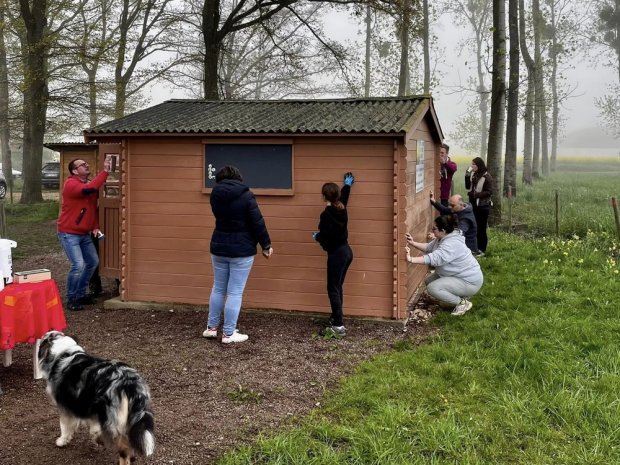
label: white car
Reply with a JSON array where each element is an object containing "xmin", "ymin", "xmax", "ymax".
[{"xmin": 0, "ymin": 163, "xmax": 21, "ymax": 179}]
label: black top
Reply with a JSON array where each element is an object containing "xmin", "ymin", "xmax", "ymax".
[
  {"xmin": 210, "ymin": 179, "xmax": 271, "ymax": 257},
  {"xmin": 316, "ymin": 185, "xmax": 351, "ymax": 253}
]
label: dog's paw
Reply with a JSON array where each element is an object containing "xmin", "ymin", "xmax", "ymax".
[{"xmin": 55, "ymin": 436, "xmax": 71, "ymax": 447}]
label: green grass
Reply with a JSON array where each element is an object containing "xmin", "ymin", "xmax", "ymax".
[
  {"xmin": 451, "ymin": 157, "xmax": 620, "ymax": 238},
  {"xmin": 217, "ymin": 230, "xmax": 620, "ymax": 464},
  {"xmin": 1, "ymin": 200, "xmax": 60, "ymax": 259}
]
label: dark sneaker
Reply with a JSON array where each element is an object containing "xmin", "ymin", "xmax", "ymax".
[
  {"xmin": 319, "ymin": 325, "xmax": 346, "ymax": 338},
  {"xmin": 67, "ymin": 301, "xmax": 84, "ymax": 311},
  {"xmin": 78, "ymin": 294, "xmax": 97, "ymax": 305}
]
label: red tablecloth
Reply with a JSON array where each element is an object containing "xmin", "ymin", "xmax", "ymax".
[{"xmin": 0, "ymin": 280, "xmax": 66, "ymax": 350}]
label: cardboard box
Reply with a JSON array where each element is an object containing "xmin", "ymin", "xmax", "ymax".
[{"xmin": 14, "ymin": 269, "xmax": 52, "ymax": 284}]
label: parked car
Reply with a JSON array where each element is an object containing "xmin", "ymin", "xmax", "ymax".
[
  {"xmin": 41, "ymin": 161, "xmax": 60, "ymax": 188},
  {"xmin": 0, "ymin": 163, "xmax": 21, "ymax": 179},
  {"xmin": 0, "ymin": 171, "xmax": 6, "ymax": 199}
]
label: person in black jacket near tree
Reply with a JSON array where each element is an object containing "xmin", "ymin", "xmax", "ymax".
[
  {"xmin": 313, "ymin": 172, "xmax": 354, "ymax": 337},
  {"xmin": 465, "ymin": 157, "xmax": 494, "ymax": 256},
  {"xmin": 202, "ymin": 166, "xmax": 273, "ymax": 344}
]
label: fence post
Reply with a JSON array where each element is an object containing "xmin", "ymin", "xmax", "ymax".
[
  {"xmin": 612, "ymin": 197, "xmax": 620, "ymax": 243},
  {"xmin": 507, "ymin": 185, "xmax": 513, "ymax": 233},
  {"xmin": 555, "ymin": 190, "xmax": 560, "ymax": 237}
]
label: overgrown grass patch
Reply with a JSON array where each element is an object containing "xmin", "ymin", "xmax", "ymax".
[
  {"xmin": 218, "ymin": 230, "xmax": 620, "ymax": 464},
  {"xmin": 2, "ymin": 200, "xmax": 60, "ymax": 259}
]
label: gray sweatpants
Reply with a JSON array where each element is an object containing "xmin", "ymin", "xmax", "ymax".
[{"xmin": 425, "ymin": 273, "xmax": 483, "ymax": 306}]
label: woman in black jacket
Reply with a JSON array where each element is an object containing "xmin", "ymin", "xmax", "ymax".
[
  {"xmin": 465, "ymin": 157, "xmax": 494, "ymax": 256},
  {"xmin": 203, "ymin": 166, "xmax": 273, "ymax": 344},
  {"xmin": 314, "ymin": 172, "xmax": 354, "ymax": 337}
]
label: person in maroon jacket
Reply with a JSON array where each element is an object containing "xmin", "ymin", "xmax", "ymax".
[
  {"xmin": 57, "ymin": 157, "xmax": 111, "ymax": 310},
  {"xmin": 439, "ymin": 143, "xmax": 457, "ymax": 207}
]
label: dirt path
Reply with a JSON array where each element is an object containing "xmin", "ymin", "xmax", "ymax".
[{"xmin": 0, "ymin": 253, "xmax": 436, "ymax": 465}]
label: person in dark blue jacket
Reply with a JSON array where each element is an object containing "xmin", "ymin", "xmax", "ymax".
[
  {"xmin": 429, "ymin": 192, "xmax": 478, "ymax": 254},
  {"xmin": 313, "ymin": 172, "xmax": 354, "ymax": 337},
  {"xmin": 202, "ymin": 166, "xmax": 273, "ymax": 344}
]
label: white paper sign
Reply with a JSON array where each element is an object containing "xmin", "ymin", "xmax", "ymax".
[{"xmin": 415, "ymin": 140, "xmax": 425, "ymax": 193}]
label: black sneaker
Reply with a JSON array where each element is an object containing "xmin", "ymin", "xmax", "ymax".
[
  {"xmin": 67, "ymin": 301, "xmax": 84, "ymax": 311},
  {"xmin": 78, "ymin": 294, "xmax": 96, "ymax": 305}
]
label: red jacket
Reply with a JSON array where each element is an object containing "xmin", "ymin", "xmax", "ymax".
[
  {"xmin": 439, "ymin": 158, "xmax": 457, "ymax": 200},
  {"xmin": 57, "ymin": 171, "xmax": 109, "ymax": 234}
]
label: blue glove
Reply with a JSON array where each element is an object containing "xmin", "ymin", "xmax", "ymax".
[
  {"xmin": 344, "ymin": 172, "xmax": 354, "ymax": 186},
  {"xmin": 312, "ymin": 231, "xmax": 319, "ymax": 241}
]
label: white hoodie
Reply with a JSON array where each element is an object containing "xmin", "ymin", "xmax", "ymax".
[{"xmin": 423, "ymin": 231, "xmax": 483, "ymax": 285}]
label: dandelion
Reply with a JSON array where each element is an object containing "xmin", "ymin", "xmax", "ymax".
[
  {"xmin": 578, "ymin": 259, "xmax": 584, "ymax": 264},
  {"xmin": 543, "ymin": 259, "xmax": 549, "ymax": 264}
]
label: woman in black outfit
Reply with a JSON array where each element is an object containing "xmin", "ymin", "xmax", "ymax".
[
  {"xmin": 465, "ymin": 157, "xmax": 494, "ymax": 256},
  {"xmin": 313, "ymin": 172, "xmax": 354, "ymax": 337}
]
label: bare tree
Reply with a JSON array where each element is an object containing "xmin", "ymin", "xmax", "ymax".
[
  {"xmin": 0, "ymin": 0, "xmax": 14, "ymax": 201},
  {"xmin": 442, "ymin": 0, "xmax": 493, "ymax": 158},
  {"xmin": 422, "ymin": 0, "xmax": 429, "ymax": 92},
  {"xmin": 519, "ymin": 0, "xmax": 534, "ymax": 184},
  {"xmin": 18, "ymin": 0, "xmax": 49, "ymax": 204},
  {"xmin": 533, "ymin": 0, "xmax": 549, "ymax": 176},
  {"xmin": 504, "ymin": 0, "xmax": 519, "ymax": 196},
  {"xmin": 486, "ymin": 0, "xmax": 506, "ymax": 224},
  {"xmin": 114, "ymin": 0, "xmax": 183, "ymax": 117}
]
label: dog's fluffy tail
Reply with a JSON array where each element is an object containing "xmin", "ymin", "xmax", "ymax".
[{"xmin": 126, "ymin": 390, "xmax": 155, "ymax": 457}]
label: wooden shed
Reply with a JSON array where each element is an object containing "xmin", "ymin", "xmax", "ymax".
[{"xmin": 65, "ymin": 97, "xmax": 444, "ymax": 320}]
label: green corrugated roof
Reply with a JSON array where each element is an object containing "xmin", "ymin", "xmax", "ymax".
[{"xmin": 85, "ymin": 97, "xmax": 430, "ymax": 135}]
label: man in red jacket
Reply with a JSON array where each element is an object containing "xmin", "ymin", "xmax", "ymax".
[
  {"xmin": 439, "ymin": 143, "xmax": 457, "ymax": 207},
  {"xmin": 57, "ymin": 157, "xmax": 111, "ymax": 310}
]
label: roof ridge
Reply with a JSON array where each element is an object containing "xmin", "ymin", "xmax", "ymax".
[{"xmin": 166, "ymin": 96, "xmax": 429, "ymax": 104}]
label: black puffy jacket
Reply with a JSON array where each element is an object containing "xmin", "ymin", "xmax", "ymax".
[{"xmin": 210, "ymin": 179, "xmax": 271, "ymax": 257}]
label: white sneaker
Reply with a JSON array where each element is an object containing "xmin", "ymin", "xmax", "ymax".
[
  {"xmin": 221, "ymin": 330, "xmax": 249, "ymax": 344},
  {"xmin": 451, "ymin": 299, "xmax": 473, "ymax": 316},
  {"xmin": 202, "ymin": 327, "xmax": 217, "ymax": 338}
]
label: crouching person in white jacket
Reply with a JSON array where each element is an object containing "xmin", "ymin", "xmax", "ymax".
[{"xmin": 406, "ymin": 215, "xmax": 483, "ymax": 316}]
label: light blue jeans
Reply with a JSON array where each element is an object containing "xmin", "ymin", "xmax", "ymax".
[
  {"xmin": 208, "ymin": 254, "xmax": 254, "ymax": 337},
  {"xmin": 57, "ymin": 232, "xmax": 99, "ymax": 303},
  {"xmin": 425, "ymin": 272, "xmax": 482, "ymax": 306}
]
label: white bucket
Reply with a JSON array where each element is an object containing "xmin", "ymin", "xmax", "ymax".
[{"xmin": 0, "ymin": 239, "xmax": 17, "ymax": 284}]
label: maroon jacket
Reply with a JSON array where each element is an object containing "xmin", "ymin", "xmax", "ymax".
[
  {"xmin": 57, "ymin": 171, "xmax": 108, "ymax": 235},
  {"xmin": 440, "ymin": 158, "xmax": 457, "ymax": 200}
]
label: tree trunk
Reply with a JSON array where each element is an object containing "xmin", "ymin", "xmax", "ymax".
[
  {"xmin": 486, "ymin": 0, "xmax": 506, "ymax": 225},
  {"xmin": 203, "ymin": 0, "xmax": 221, "ymax": 99},
  {"xmin": 19, "ymin": 0, "xmax": 48, "ymax": 204},
  {"xmin": 476, "ymin": 31, "xmax": 489, "ymax": 159},
  {"xmin": 422, "ymin": 0, "xmax": 430, "ymax": 93},
  {"xmin": 532, "ymin": 0, "xmax": 543, "ymax": 178},
  {"xmin": 86, "ymin": 68, "xmax": 98, "ymax": 127},
  {"xmin": 0, "ymin": 1, "xmax": 14, "ymax": 201},
  {"xmin": 549, "ymin": 0, "xmax": 558, "ymax": 172},
  {"xmin": 504, "ymin": 0, "xmax": 519, "ymax": 197},
  {"xmin": 398, "ymin": 1, "xmax": 410, "ymax": 96},
  {"xmin": 519, "ymin": 0, "xmax": 533, "ymax": 185},
  {"xmin": 365, "ymin": 4, "xmax": 371, "ymax": 97}
]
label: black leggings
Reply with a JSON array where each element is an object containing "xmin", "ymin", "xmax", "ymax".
[
  {"xmin": 326, "ymin": 244, "xmax": 353, "ymax": 326},
  {"xmin": 473, "ymin": 205, "xmax": 490, "ymax": 252}
]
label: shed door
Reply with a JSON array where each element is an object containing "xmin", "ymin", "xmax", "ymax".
[{"xmin": 98, "ymin": 144, "xmax": 121, "ymax": 278}]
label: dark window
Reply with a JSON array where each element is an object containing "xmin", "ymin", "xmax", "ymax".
[{"xmin": 205, "ymin": 144, "xmax": 293, "ymax": 190}]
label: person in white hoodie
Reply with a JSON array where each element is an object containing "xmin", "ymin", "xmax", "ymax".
[{"xmin": 405, "ymin": 215, "xmax": 483, "ymax": 316}]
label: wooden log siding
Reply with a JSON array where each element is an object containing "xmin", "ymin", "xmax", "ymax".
[
  {"xmin": 125, "ymin": 136, "xmax": 396, "ymax": 318},
  {"xmin": 401, "ymin": 118, "xmax": 437, "ymax": 309}
]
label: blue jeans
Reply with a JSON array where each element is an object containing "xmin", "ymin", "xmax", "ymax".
[
  {"xmin": 58, "ymin": 232, "xmax": 99, "ymax": 302},
  {"xmin": 208, "ymin": 254, "xmax": 254, "ymax": 337}
]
